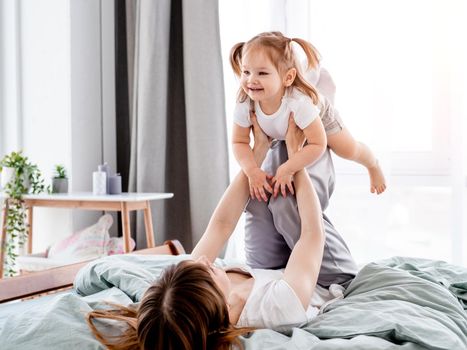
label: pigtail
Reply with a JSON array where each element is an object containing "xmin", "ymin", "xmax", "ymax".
[
  {"xmin": 290, "ymin": 37, "xmax": 321, "ymax": 105},
  {"xmin": 230, "ymin": 42, "xmax": 250, "ymax": 103},
  {"xmin": 229, "ymin": 42, "xmax": 245, "ymax": 77},
  {"xmin": 291, "ymin": 37, "xmax": 320, "ymax": 71},
  {"xmin": 87, "ymin": 304, "xmax": 139, "ymax": 350}
]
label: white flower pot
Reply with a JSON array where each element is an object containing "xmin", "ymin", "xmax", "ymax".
[
  {"xmin": 1, "ymin": 167, "xmax": 15, "ymax": 189},
  {"xmin": 1, "ymin": 167, "xmax": 31, "ymax": 192}
]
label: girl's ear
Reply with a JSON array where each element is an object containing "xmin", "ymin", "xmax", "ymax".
[{"xmin": 283, "ymin": 68, "xmax": 297, "ymax": 87}]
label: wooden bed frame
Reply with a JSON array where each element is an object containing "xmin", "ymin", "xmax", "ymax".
[{"xmin": 0, "ymin": 239, "xmax": 185, "ymax": 304}]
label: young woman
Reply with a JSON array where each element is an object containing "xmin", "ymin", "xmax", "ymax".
[
  {"xmin": 230, "ymin": 31, "xmax": 386, "ymax": 199},
  {"xmin": 87, "ymin": 116, "xmax": 331, "ymax": 350}
]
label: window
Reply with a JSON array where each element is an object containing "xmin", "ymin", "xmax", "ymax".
[{"xmin": 219, "ymin": 0, "xmax": 467, "ymax": 266}]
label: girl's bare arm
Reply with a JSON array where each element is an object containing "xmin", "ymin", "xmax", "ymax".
[
  {"xmin": 273, "ymin": 117, "xmax": 327, "ymax": 197},
  {"xmin": 283, "ymin": 117, "xmax": 327, "ymax": 173}
]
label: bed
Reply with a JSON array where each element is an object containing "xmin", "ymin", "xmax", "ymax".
[{"xmin": 1, "ymin": 241, "xmax": 466, "ymax": 350}]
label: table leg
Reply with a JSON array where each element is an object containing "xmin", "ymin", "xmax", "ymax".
[
  {"xmin": 143, "ymin": 201, "xmax": 155, "ymax": 248},
  {"xmin": 27, "ymin": 205, "xmax": 33, "ymax": 254},
  {"xmin": 1, "ymin": 199, "xmax": 10, "ymax": 279},
  {"xmin": 121, "ymin": 202, "xmax": 131, "ymax": 253}
]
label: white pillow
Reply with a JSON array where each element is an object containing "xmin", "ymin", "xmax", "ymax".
[
  {"xmin": 18, "ymin": 215, "xmax": 136, "ymax": 272},
  {"xmin": 47, "ymin": 214, "xmax": 113, "ymax": 261},
  {"xmin": 106, "ymin": 236, "xmax": 136, "ymax": 255}
]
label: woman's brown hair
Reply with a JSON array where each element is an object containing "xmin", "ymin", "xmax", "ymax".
[
  {"xmin": 87, "ymin": 260, "xmax": 253, "ymax": 350},
  {"xmin": 230, "ymin": 31, "xmax": 321, "ymax": 105}
]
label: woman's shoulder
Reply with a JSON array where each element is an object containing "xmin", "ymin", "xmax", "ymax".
[
  {"xmin": 237, "ymin": 269, "xmax": 308, "ymax": 330},
  {"xmin": 224, "ymin": 262, "xmax": 252, "ymax": 276}
]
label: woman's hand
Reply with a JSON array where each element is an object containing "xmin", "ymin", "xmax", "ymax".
[{"xmin": 250, "ymin": 111, "xmax": 271, "ymax": 165}]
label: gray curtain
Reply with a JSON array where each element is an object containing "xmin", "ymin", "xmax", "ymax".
[{"xmin": 125, "ymin": 0, "xmax": 228, "ymax": 250}]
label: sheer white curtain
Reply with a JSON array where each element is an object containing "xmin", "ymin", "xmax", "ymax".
[
  {"xmin": 220, "ymin": 0, "xmax": 287, "ymax": 260},
  {"xmin": 220, "ymin": 0, "xmax": 467, "ymax": 266}
]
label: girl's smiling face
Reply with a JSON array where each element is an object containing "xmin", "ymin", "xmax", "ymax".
[{"xmin": 240, "ymin": 48, "xmax": 286, "ymax": 114}]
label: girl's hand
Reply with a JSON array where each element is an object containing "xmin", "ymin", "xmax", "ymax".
[
  {"xmin": 272, "ymin": 164, "xmax": 295, "ymax": 198},
  {"xmin": 247, "ymin": 167, "xmax": 273, "ymax": 202}
]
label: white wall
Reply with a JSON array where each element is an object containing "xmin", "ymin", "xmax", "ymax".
[
  {"xmin": 19, "ymin": 0, "xmax": 73, "ymax": 252},
  {"xmin": 1, "ymin": 0, "xmax": 116, "ymax": 252}
]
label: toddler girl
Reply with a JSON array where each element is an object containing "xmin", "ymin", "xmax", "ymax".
[{"xmin": 230, "ymin": 31, "xmax": 386, "ymax": 200}]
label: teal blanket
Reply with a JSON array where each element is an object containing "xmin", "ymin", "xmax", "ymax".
[{"xmin": 1, "ymin": 255, "xmax": 466, "ymax": 350}]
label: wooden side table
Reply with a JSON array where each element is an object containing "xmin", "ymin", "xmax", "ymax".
[{"xmin": 0, "ymin": 192, "xmax": 173, "ymax": 278}]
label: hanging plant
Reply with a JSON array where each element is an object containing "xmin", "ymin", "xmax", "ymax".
[{"xmin": 1, "ymin": 151, "xmax": 45, "ymax": 277}]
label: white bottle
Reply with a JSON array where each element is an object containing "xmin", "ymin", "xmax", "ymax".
[
  {"xmin": 99, "ymin": 163, "xmax": 111, "ymax": 194},
  {"xmin": 93, "ymin": 169, "xmax": 107, "ymax": 195}
]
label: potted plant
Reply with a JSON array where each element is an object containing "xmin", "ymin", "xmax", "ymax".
[
  {"xmin": 0, "ymin": 166, "xmax": 15, "ymax": 190},
  {"xmin": 0, "ymin": 151, "xmax": 45, "ymax": 277},
  {"xmin": 1, "ymin": 152, "xmax": 29, "ymax": 193},
  {"xmin": 51, "ymin": 164, "xmax": 69, "ymax": 193}
]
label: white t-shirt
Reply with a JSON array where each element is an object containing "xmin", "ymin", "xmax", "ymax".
[
  {"xmin": 231, "ymin": 265, "xmax": 344, "ymax": 332},
  {"xmin": 233, "ymin": 88, "xmax": 320, "ymax": 141}
]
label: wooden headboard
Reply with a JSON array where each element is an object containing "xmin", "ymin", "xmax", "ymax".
[{"xmin": 0, "ymin": 240, "xmax": 185, "ymax": 303}]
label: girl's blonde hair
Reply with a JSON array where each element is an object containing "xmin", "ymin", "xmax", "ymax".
[
  {"xmin": 230, "ymin": 31, "xmax": 321, "ymax": 105},
  {"xmin": 87, "ymin": 260, "xmax": 253, "ymax": 350}
]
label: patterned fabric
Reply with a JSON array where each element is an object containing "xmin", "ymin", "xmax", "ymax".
[
  {"xmin": 47, "ymin": 214, "xmax": 113, "ymax": 260},
  {"xmin": 17, "ymin": 214, "xmax": 135, "ymax": 272}
]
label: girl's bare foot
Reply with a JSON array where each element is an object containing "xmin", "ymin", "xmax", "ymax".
[{"xmin": 368, "ymin": 161, "xmax": 386, "ymax": 194}]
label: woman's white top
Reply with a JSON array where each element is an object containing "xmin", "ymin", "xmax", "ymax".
[
  {"xmin": 231, "ymin": 265, "xmax": 344, "ymax": 332},
  {"xmin": 233, "ymin": 88, "xmax": 320, "ymax": 141}
]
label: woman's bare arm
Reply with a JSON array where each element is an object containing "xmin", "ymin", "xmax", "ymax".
[
  {"xmin": 192, "ymin": 116, "xmax": 270, "ymax": 262},
  {"xmin": 282, "ymin": 117, "xmax": 325, "ymax": 309},
  {"xmin": 191, "ymin": 170, "xmax": 250, "ymax": 262}
]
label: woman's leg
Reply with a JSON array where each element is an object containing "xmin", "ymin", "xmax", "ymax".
[
  {"xmin": 252, "ymin": 141, "xmax": 358, "ymax": 286},
  {"xmin": 243, "ymin": 140, "xmax": 293, "ymax": 269},
  {"xmin": 244, "ymin": 199, "xmax": 291, "ymax": 269},
  {"xmin": 269, "ymin": 192, "xmax": 358, "ymax": 287}
]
